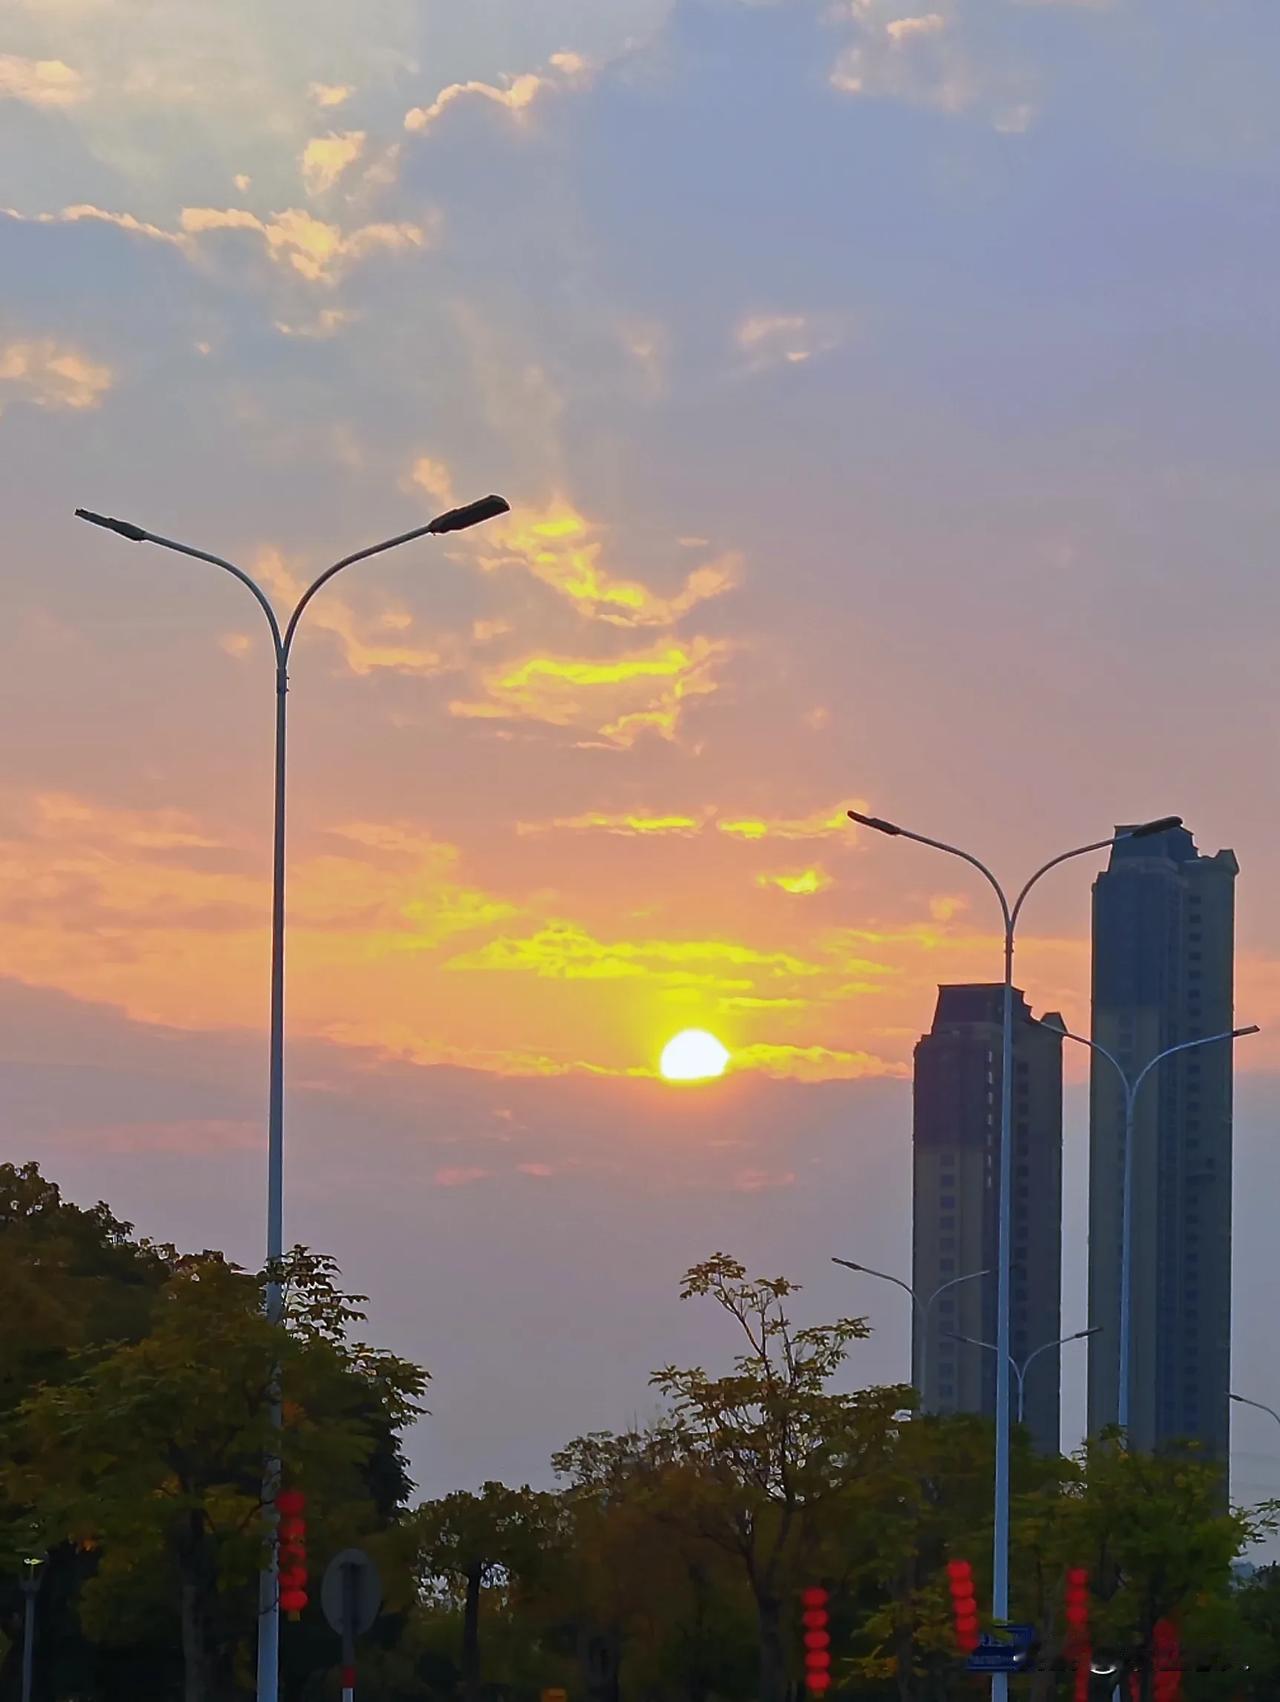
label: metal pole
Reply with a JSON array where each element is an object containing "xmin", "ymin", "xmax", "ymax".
[
  {"xmin": 991, "ymin": 944, "xmax": 1015, "ymax": 1702},
  {"xmin": 19, "ymin": 1586, "xmax": 35, "ymax": 1702},
  {"xmin": 255, "ymin": 662, "xmax": 289, "ymax": 1702},
  {"xmin": 342, "ymin": 1562, "xmax": 358, "ymax": 1702}
]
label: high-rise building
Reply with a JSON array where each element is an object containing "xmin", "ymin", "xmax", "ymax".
[
  {"xmin": 1087, "ymin": 825, "xmax": 1239, "ymax": 1457},
  {"xmin": 912, "ymin": 984, "xmax": 1064, "ymax": 1454}
]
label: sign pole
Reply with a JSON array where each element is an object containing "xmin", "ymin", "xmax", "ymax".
[{"xmin": 341, "ymin": 1562, "xmax": 357, "ymax": 1702}]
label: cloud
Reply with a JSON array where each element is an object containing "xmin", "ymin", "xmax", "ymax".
[
  {"xmin": 434, "ymin": 1166, "xmax": 491, "ymax": 1187},
  {"xmin": 404, "ymin": 51, "xmax": 590, "ymax": 136},
  {"xmin": 731, "ymin": 1043, "xmax": 907, "ymax": 1082},
  {"xmin": 829, "ymin": 2, "xmax": 1036, "ymax": 130},
  {"xmin": 0, "ymin": 338, "xmax": 112, "ymax": 414},
  {"xmin": 517, "ymin": 811, "xmax": 706, "ymax": 838},
  {"xmin": 733, "ymin": 1168, "xmax": 797, "ymax": 1193},
  {"xmin": 448, "ymin": 921, "xmax": 827, "ymax": 989},
  {"xmin": 409, "ymin": 456, "xmax": 458, "ymax": 509},
  {"xmin": 179, "ymin": 204, "xmax": 430, "ymax": 283},
  {"xmin": 450, "ymin": 635, "xmax": 730, "ymax": 747},
  {"xmin": 756, "ymin": 868, "xmax": 833, "ymax": 896},
  {"xmin": 301, "ymin": 130, "xmax": 366, "ymax": 195},
  {"xmin": 308, "ymin": 81, "xmax": 352, "ymax": 109},
  {"xmin": 0, "ymin": 54, "xmax": 85, "ymax": 108},
  {"xmin": 4, "ymin": 201, "xmax": 431, "ymax": 286},
  {"xmin": 251, "ymin": 547, "xmax": 458, "ymax": 676},
  {"xmin": 472, "ymin": 498, "xmax": 741, "ymax": 628},
  {"xmin": 717, "ymin": 804, "xmax": 852, "ymax": 842},
  {"xmin": 273, "ymin": 307, "xmax": 357, "ymax": 338},
  {"xmin": 735, "ymin": 312, "xmax": 847, "ymax": 369}
]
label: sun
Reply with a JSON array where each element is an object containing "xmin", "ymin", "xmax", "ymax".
[{"xmin": 659, "ymin": 1029, "xmax": 731, "ymax": 1083}]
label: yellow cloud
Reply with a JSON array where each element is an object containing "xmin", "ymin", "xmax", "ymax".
[
  {"xmin": 517, "ymin": 811, "xmax": 705, "ymax": 837},
  {"xmin": 274, "ymin": 307, "xmax": 357, "ymax": 339},
  {"xmin": 0, "ymin": 338, "xmax": 112, "ymax": 414},
  {"xmin": 309, "ymin": 82, "xmax": 353, "ymax": 108},
  {"xmin": 301, "ymin": 130, "xmax": 366, "ymax": 195},
  {"xmin": 0, "ymin": 54, "xmax": 84, "ymax": 107},
  {"xmin": 476, "ymin": 498, "xmax": 741, "ymax": 627},
  {"xmin": 410, "ymin": 455, "xmax": 458, "ymax": 509},
  {"xmin": 451, "ymin": 635, "xmax": 729, "ymax": 747},
  {"xmin": 756, "ymin": 868, "xmax": 833, "ymax": 896},
  {"xmin": 718, "ymin": 804, "xmax": 851, "ymax": 841}
]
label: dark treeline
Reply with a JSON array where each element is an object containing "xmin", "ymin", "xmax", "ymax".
[{"xmin": 1, "ymin": 1163, "xmax": 1277, "ymax": 1702}]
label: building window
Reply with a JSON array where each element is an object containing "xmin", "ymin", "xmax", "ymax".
[
  {"xmin": 941, "ymin": 1194, "xmax": 956, "ymax": 1209},
  {"xmin": 940, "ymin": 1215, "xmax": 956, "ymax": 1229}
]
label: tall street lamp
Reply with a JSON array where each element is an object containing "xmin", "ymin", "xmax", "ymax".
[
  {"xmin": 831, "ymin": 1256, "xmax": 988, "ymax": 1411},
  {"xmin": 949, "ymin": 1326, "xmax": 1101, "ymax": 1425},
  {"xmin": 1046, "ymin": 1019, "xmax": 1259, "ymax": 1433},
  {"xmin": 848, "ymin": 808, "xmax": 1179, "ymax": 1702},
  {"xmin": 75, "ymin": 493, "xmax": 510, "ymax": 1702},
  {"xmin": 19, "ymin": 1555, "xmax": 43, "ymax": 1702}
]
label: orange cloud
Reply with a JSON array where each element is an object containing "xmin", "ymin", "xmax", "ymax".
[
  {"xmin": 309, "ymin": 82, "xmax": 353, "ymax": 109},
  {"xmin": 730, "ymin": 1043, "xmax": 908, "ymax": 1082},
  {"xmin": 252, "ymin": 548, "xmax": 457, "ymax": 676},
  {"xmin": 450, "ymin": 636, "xmax": 729, "ymax": 747},
  {"xmin": 0, "ymin": 338, "xmax": 112, "ymax": 414}
]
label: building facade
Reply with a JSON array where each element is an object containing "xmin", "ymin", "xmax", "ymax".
[
  {"xmin": 1087, "ymin": 825, "xmax": 1239, "ymax": 1457},
  {"xmin": 912, "ymin": 984, "xmax": 1065, "ymax": 1454}
]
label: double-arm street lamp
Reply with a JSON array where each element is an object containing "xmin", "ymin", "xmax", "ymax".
[
  {"xmin": 76, "ymin": 493, "xmax": 510, "ymax": 1702},
  {"xmin": 949, "ymin": 1325, "xmax": 1101, "ymax": 1425},
  {"xmin": 1045, "ymin": 1018, "xmax": 1258, "ymax": 1433},
  {"xmin": 831, "ymin": 1256, "xmax": 988, "ymax": 1412},
  {"xmin": 847, "ymin": 807, "xmax": 1180, "ymax": 1702}
]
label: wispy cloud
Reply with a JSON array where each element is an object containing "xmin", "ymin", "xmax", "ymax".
[
  {"xmin": 755, "ymin": 868, "xmax": 833, "ymax": 896},
  {"xmin": 308, "ymin": 81, "xmax": 352, "ymax": 109},
  {"xmin": 717, "ymin": 804, "xmax": 853, "ymax": 842},
  {"xmin": 0, "ymin": 338, "xmax": 112, "ymax": 414},
  {"xmin": 517, "ymin": 811, "xmax": 707, "ymax": 838},
  {"xmin": 735, "ymin": 311, "xmax": 847, "ymax": 369}
]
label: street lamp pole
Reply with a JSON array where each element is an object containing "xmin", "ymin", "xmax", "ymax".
[
  {"xmin": 950, "ymin": 1327, "xmax": 1101, "ymax": 1425},
  {"xmin": 831, "ymin": 1256, "xmax": 988, "ymax": 1410},
  {"xmin": 848, "ymin": 808, "xmax": 1179, "ymax": 1702},
  {"xmin": 18, "ymin": 1557, "xmax": 43, "ymax": 1702},
  {"xmin": 1048, "ymin": 1021, "xmax": 1258, "ymax": 1433},
  {"xmin": 75, "ymin": 494, "xmax": 510, "ymax": 1702}
]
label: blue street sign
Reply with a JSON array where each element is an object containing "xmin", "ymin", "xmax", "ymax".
[{"xmin": 965, "ymin": 1629, "xmax": 1035, "ymax": 1674}]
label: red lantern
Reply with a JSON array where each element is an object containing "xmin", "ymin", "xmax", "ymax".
[
  {"xmin": 276, "ymin": 1488, "xmax": 305, "ymax": 1518},
  {"xmin": 801, "ymin": 1587, "xmax": 830, "ymax": 1694},
  {"xmin": 947, "ymin": 1559, "xmax": 979, "ymax": 1654},
  {"xmin": 280, "ymin": 1587, "xmax": 307, "ymax": 1615}
]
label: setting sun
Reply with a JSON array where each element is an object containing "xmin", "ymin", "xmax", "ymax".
[{"xmin": 659, "ymin": 1029, "xmax": 731, "ymax": 1082}]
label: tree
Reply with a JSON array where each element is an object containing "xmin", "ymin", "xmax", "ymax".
[
  {"xmin": 569, "ymin": 1253, "xmax": 905, "ymax": 1702},
  {"xmin": 6, "ymin": 1246, "xmax": 426, "ymax": 1702},
  {"xmin": 407, "ymin": 1482, "xmax": 559, "ymax": 1701}
]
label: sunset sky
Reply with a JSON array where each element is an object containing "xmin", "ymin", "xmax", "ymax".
[{"xmin": 4, "ymin": 0, "xmax": 1280, "ymax": 1506}]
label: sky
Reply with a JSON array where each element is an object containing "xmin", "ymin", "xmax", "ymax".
[{"xmin": 3, "ymin": 0, "xmax": 1280, "ymax": 1515}]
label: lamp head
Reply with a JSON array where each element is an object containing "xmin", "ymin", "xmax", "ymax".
[
  {"xmin": 75, "ymin": 508, "xmax": 148, "ymax": 542},
  {"xmin": 847, "ymin": 810, "xmax": 902, "ymax": 837},
  {"xmin": 426, "ymin": 494, "xmax": 510, "ymax": 534},
  {"xmin": 1127, "ymin": 815, "xmax": 1183, "ymax": 840},
  {"xmin": 830, "ymin": 1257, "xmax": 864, "ymax": 1273}
]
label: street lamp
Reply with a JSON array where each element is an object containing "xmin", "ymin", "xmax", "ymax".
[
  {"xmin": 75, "ymin": 493, "xmax": 510, "ymax": 1702},
  {"xmin": 848, "ymin": 807, "xmax": 1179, "ymax": 1702},
  {"xmin": 1046, "ymin": 1018, "xmax": 1259, "ymax": 1433},
  {"xmin": 949, "ymin": 1326, "xmax": 1101, "ymax": 1425},
  {"xmin": 18, "ymin": 1556, "xmax": 43, "ymax": 1702},
  {"xmin": 831, "ymin": 1256, "xmax": 988, "ymax": 1411}
]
